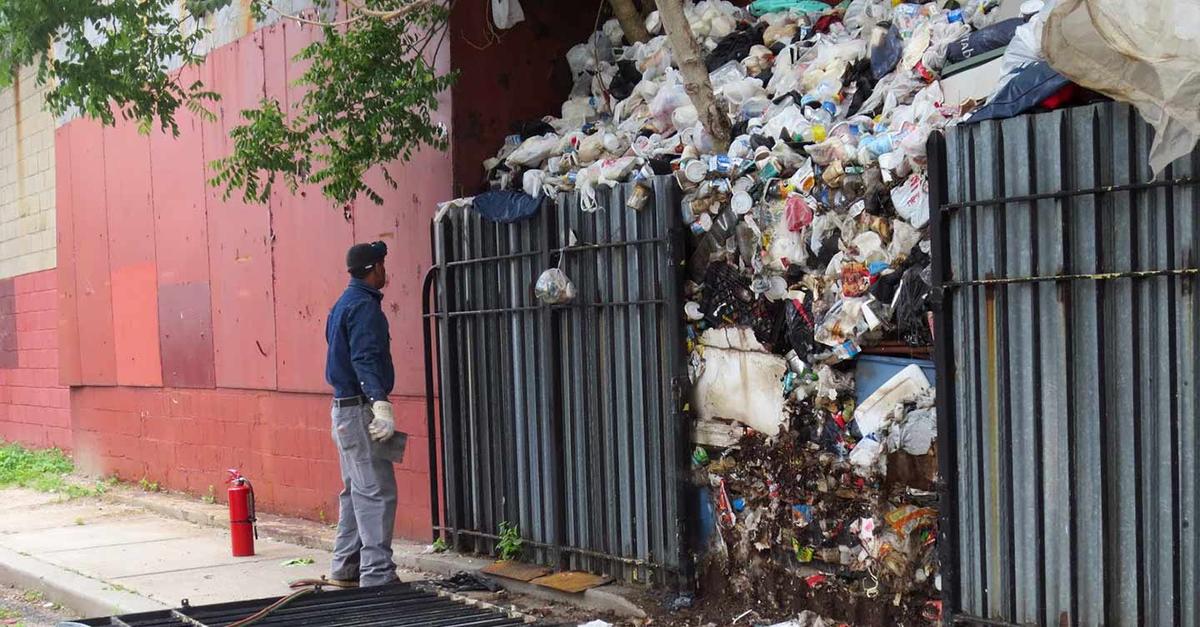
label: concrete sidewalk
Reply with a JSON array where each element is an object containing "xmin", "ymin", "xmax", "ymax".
[
  {"xmin": 0, "ymin": 485, "xmax": 644, "ymax": 623},
  {"xmin": 0, "ymin": 488, "xmax": 422, "ymax": 619}
]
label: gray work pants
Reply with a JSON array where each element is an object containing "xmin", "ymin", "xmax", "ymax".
[{"xmin": 330, "ymin": 402, "xmax": 398, "ymax": 587}]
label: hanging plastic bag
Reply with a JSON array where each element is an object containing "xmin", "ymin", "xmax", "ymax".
[
  {"xmin": 1043, "ymin": 0, "xmax": 1200, "ymax": 174},
  {"xmin": 535, "ymin": 265, "xmax": 577, "ymax": 305},
  {"xmin": 491, "ymin": 0, "xmax": 525, "ymax": 30}
]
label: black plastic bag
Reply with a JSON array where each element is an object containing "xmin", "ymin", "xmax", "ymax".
[{"xmin": 894, "ymin": 264, "xmax": 933, "ymax": 347}]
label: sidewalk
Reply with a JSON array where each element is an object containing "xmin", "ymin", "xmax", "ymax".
[
  {"xmin": 0, "ymin": 488, "xmax": 417, "ymax": 618},
  {"xmin": 0, "ymin": 484, "xmax": 643, "ymax": 623}
]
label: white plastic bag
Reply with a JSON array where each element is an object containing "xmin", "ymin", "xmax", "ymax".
[
  {"xmin": 491, "ymin": 0, "xmax": 525, "ymax": 30},
  {"xmin": 506, "ymin": 133, "xmax": 560, "ymax": 168},
  {"xmin": 1043, "ymin": 0, "xmax": 1200, "ymax": 173}
]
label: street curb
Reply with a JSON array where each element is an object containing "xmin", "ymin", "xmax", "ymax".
[
  {"xmin": 99, "ymin": 488, "xmax": 646, "ymax": 619},
  {"xmin": 0, "ymin": 545, "xmax": 168, "ymax": 619}
]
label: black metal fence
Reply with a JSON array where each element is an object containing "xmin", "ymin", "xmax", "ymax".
[
  {"xmin": 930, "ymin": 102, "xmax": 1200, "ymax": 626},
  {"xmin": 423, "ymin": 176, "xmax": 691, "ymax": 585}
]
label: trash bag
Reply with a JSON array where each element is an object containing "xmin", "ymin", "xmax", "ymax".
[
  {"xmin": 945, "ymin": 17, "xmax": 1024, "ymax": 64},
  {"xmin": 471, "ymin": 190, "xmax": 541, "ymax": 223},
  {"xmin": 893, "ymin": 264, "xmax": 932, "ymax": 347},
  {"xmin": 534, "ymin": 267, "xmax": 577, "ymax": 304},
  {"xmin": 750, "ymin": 0, "xmax": 838, "ymax": 16},
  {"xmin": 967, "ymin": 61, "xmax": 1069, "ymax": 123},
  {"xmin": 1043, "ymin": 0, "xmax": 1200, "ymax": 174},
  {"xmin": 490, "ymin": 0, "xmax": 525, "ymax": 30}
]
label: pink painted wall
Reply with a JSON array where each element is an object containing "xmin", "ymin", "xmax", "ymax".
[{"xmin": 52, "ymin": 17, "xmax": 451, "ymax": 539}]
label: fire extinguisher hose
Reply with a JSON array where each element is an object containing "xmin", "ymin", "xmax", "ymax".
[{"xmin": 226, "ymin": 585, "xmax": 317, "ymax": 627}]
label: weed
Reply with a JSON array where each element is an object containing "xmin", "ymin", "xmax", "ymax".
[
  {"xmin": 0, "ymin": 441, "xmax": 73, "ymax": 492},
  {"xmin": 107, "ymin": 583, "xmax": 132, "ymax": 593},
  {"xmin": 432, "ymin": 537, "xmax": 448, "ymax": 553},
  {"xmin": 318, "ymin": 507, "xmax": 328, "ymax": 525},
  {"xmin": 74, "ymin": 517, "xmax": 85, "ymax": 526},
  {"xmin": 496, "ymin": 521, "xmax": 523, "ymax": 561},
  {"xmin": 203, "ymin": 485, "xmax": 216, "ymax": 504},
  {"xmin": 21, "ymin": 589, "xmax": 43, "ymax": 603},
  {"xmin": 0, "ymin": 607, "xmax": 18, "ymax": 619},
  {"xmin": 138, "ymin": 476, "xmax": 161, "ymax": 493},
  {"xmin": 282, "ymin": 557, "xmax": 316, "ymax": 567}
]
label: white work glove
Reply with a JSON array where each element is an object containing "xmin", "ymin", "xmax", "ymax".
[{"xmin": 368, "ymin": 401, "xmax": 396, "ymax": 442}]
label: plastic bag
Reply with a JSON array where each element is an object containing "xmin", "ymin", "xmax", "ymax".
[
  {"xmin": 535, "ymin": 267, "xmax": 577, "ymax": 305},
  {"xmin": 946, "ymin": 17, "xmax": 1023, "ymax": 64},
  {"xmin": 893, "ymin": 265, "xmax": 932, "ymax": 346},
  {"xmin": 890, "ymin": 173, "xmax": 930, "ymax": 228},
  {"xmin": 1043, "ymin": 0, "xmax": 1200, "ymax": 173},
  {"xmin": 995, "ymin": 3, "xmax": 1051, "ymax": 91},
  {"xmin": 491, "ymin": 0, "xmax": 525, "ymax": 29},
  {"xmin": 472, "ymin": 190, "xmax": 541, "ymax": 224},
  {"xmin": 506, "ymin": 133, "xmax": 560, "ymax": 168}
]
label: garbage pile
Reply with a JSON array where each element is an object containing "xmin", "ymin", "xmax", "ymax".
[{"xmin": 454, "ymin": 0, "xmax": 1087, "ymax": 623}]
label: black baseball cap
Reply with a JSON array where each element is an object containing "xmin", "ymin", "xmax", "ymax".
[{"xmin": 346, "ymin": 241, "xmax": 388, "ymax": 271}]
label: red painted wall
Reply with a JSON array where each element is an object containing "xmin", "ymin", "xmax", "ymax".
[
  {"xmin": 0, "ymin": 270, "xmax": 72, "ymax": 449},
  {"xmin": 51, "ymin": 17, "xmax": 451, "ymax": 541}
]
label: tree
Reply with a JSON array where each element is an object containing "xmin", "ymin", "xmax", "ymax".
[
  {"xmin": 0, "ymin": 0, "xmax": 454, "ymax": 205},
  {"xmin": 654, "ymin": 0, "xmax": 731, "ymax": 152}
]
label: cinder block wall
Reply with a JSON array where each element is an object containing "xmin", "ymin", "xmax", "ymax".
[{"xmin": 0, "ymin": 63, "xmax": 56, "ymax": 280}]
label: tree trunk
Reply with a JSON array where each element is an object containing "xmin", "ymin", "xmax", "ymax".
[
  {"xmin": 608, "ymin": 0, "xmax": 651, "ymax": 44},
  {"xmin": 639, "ymin": 0, "xmax": 655, "ymax": 19},
  {"xmin": 654, "ymin": 0, "xmax": 732, "ymax": 152}
]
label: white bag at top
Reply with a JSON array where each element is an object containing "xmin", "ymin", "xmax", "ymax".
[
  {"xmin": 1042, "ymin": 0, "xmax": 1200, "ymax": 174},
  {"xmin": 491, "ymin": 0, "xmax": 525, "ymax": 30}
]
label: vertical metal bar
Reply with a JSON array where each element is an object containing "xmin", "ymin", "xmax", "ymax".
[
  {"xmin": 609, "ymin": 186, "xmax": 633, "ymax": 583},
  {"xmin": 927, "ymin": 130, "xmax": 960, "ymax": 622},
  {"xmin": 422, "ymin": 263, "xmax": 440, "ymax": 541},
  {"xmin": 656, "ymin": 175, "xmax": 691, "ymax": 585},
  {"xmin": 1033, "ymin": 110, "xmax": 1072, "ymax": 627},
  {"xmin": 543, "ymin": 194, "xmax": 565, "ymax": 571},
  {"xmin": 624, "ymin": 182, "xmax": 651, "ymax": 584}
]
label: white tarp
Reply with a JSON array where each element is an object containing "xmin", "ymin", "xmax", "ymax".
[
  {"xmin": 1042, "ymin": 0, "xmax": 1200, "ymax": 174},
  {"xmin": 694, "ymin": 327, "xmax": 788, "ymax": 437}
]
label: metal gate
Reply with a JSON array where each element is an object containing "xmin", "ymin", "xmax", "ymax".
[
  {"xmin": 422, "ymin": 176, "xmax": 691, "ymax": 585},
  {"xmin": 929, "ymin": 102, "xmax": 1200, "ymax": 626}
]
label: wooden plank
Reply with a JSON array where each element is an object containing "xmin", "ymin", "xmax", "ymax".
[
  {"xmin": 529, "ymin": 571, "xmax": 613, "ymax": 594},
  {"xmin": 480, "ymin": 561, "xmax": 551, "ymax": 582}
]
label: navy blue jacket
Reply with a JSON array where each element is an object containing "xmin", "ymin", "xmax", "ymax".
[{"xmin": 325, "ymin": 279, "xmax": 394, "ymax": 402}]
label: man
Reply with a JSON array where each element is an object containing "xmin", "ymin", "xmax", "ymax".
[{"xmin": 324, "ymin": 241, "xmax": 402, "ymax": 587}]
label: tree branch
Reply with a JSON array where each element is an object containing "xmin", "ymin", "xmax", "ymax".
[
  {"xmin": 608, "ymin": 0, "xmax": 650, "ymax": 44},
  {"xmin": 654, "ymin": 0, "xmax": 731, "ymax": 151}
]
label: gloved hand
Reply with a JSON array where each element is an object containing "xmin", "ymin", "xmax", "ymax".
[{"xmin": 368, "ymin": 401, "xmax": 395, "ymax": 441}]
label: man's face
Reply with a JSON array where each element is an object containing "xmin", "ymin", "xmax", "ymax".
[{"xmin": 373, "ymin": 261, "xmax": 388, "ymax": 289}]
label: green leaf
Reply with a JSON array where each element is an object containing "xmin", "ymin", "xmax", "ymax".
[{"xmin": 282, "ymin": 557, "xmax": 316, "ymax": 567}]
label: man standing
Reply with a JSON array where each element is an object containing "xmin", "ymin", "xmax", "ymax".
[{"xmin": 324, "ymin": 241, "xmax": 401, "ymax": 587}]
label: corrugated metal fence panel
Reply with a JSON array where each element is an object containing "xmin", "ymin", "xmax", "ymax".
[
  {"xmin": 937, "ymin": 101, "xmax": 1200, "ymax": 626},
  {"xmin": 433, "ymin": 176, "xmax": 689, "ymax": 584}
]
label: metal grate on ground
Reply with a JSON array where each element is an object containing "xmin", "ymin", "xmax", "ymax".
[{"xmin": 72, "ymin": 582, "xmax": 551, "ymax": 626}]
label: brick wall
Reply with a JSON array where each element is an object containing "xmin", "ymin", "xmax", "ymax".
[
  {"xmin": 0, "ymin": 64, "xmax": 56, "ymax": 280},
  {"xmin": 69, "ymin": 387, "xmax": 433, "ymax": 538},
  {"xmin": 0, "ymin": 269, "xmax": 71, "ymax": 448}
]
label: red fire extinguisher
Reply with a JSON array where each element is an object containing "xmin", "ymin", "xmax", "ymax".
[{"xmin": 227, "ymin": 469, "xmax": 257, "ymax": 557}]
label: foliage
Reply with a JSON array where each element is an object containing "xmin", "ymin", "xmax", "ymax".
[
  {"xmin": 212, "ymin": 1, "xmax": 455, "ymax": 205},
  {"xmin": 0, "ymin": 0, "xmax": 455, "ymax": 205},
  {"xmin": 282, "ymin": 557, "xmax": 316, "ymax": 566},
  {"xmin": 138, "ymin": 476, "xmax": 161, "ymax": 493},
  {"xmin": 496, "ymin": 521, "xmax": 523, "ymax": 561},
  {"xmin": 0, "ymin": 440, "xmax": 112, "ymax": 499},
  {"xmin": 0, "ymin": 0, "xmax": 218, "ymax": 135},
  {"xmin": 432, "ymin": 536, "xmax": 448, "ymax": 553}
]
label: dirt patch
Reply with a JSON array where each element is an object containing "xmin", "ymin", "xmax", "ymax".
[{"xmin": 0, "ymin": 584, "xmax": 73, "ymax": 627}]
